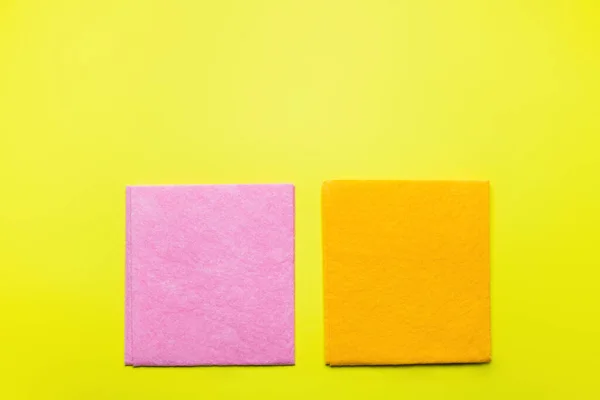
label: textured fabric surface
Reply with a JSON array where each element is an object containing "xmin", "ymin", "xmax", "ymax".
[
  {"xmin": 322, "ymin": 180, "xmax": 490, "ymax": 366},
  {"xmin": 126, "ymin": 184, "xmax": 295, "ymax": 366}
]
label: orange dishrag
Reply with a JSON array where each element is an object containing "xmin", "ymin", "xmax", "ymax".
[{"xmin": 322, "ymin": 180, "xmax": 490, "ymax": 366}]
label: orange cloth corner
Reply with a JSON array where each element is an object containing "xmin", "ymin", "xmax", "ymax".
[{"xmin": 322, "ymin": 180, "xmax": 490, "ymax": 366}]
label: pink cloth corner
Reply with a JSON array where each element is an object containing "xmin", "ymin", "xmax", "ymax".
[{"xmin": 125, "ymin": 184, "xmax": 295, "ymax": 366}]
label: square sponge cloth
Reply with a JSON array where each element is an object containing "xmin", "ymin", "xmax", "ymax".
[
  {"xmin": 322, "ymin": 180, "xmax": 490, "ymax": 366},
  {"xmin": 126, "ymin": 184, "xmax": 295, "ymax": 366}
]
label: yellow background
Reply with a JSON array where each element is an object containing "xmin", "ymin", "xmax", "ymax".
[{"xmin": 1, "ymin": 0, "xmax": 599, "ymax": 398}]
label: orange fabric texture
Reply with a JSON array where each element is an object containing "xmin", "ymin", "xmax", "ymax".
[{"xmin": 322, "ymin": 180, "xmax": 490, "ymax": 366}]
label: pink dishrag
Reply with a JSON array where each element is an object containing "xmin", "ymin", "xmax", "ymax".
[{"xmin": 125, "ymin": 184, "xmax": 295, "ymax": 366}]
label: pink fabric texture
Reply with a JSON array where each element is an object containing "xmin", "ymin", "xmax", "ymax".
[{"xmin": 125, "ymin": 184, "xmax": 295, "ymax": 366}]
